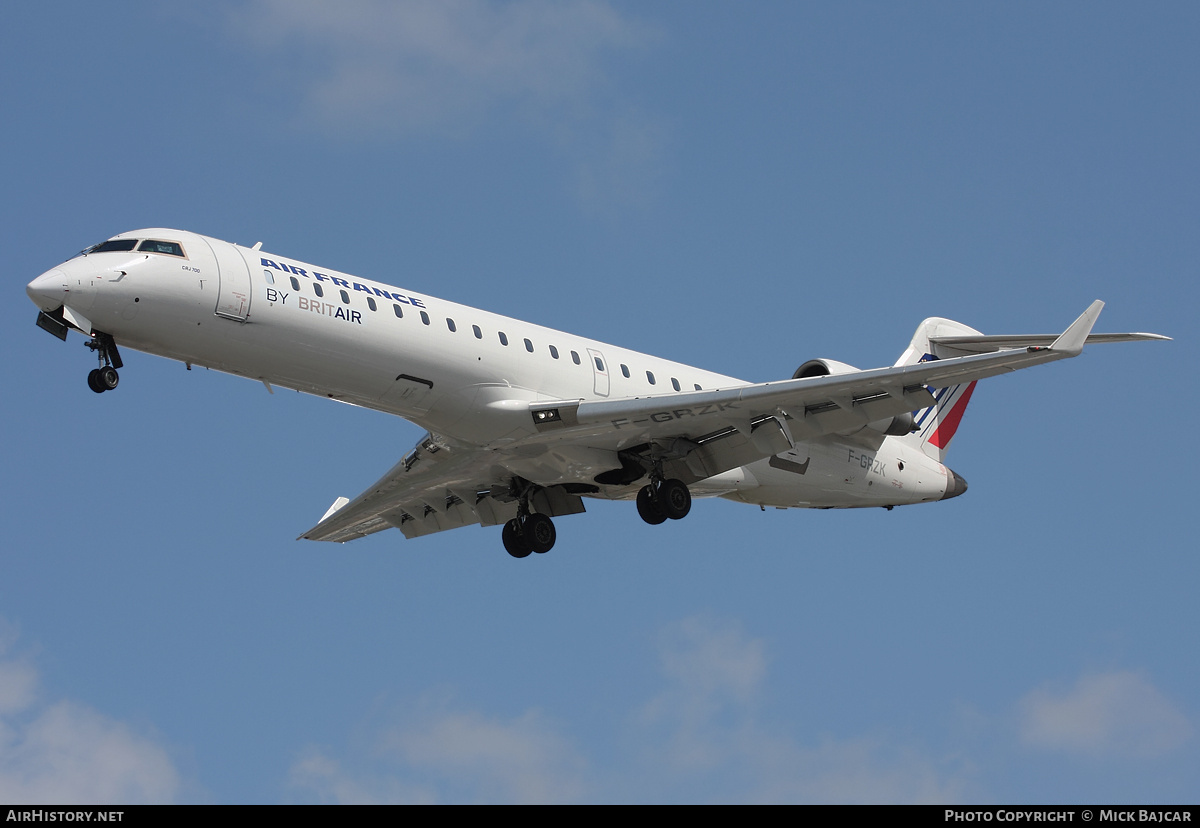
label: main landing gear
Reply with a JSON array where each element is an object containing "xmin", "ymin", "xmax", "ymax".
[
  {"xmin": 85, "ymin": 332, "xmax": 123, "ymax": 394},
  {"xmin": 636, "ymin": 477, "xmax": 692, "ymax": 525},
  {"xmin": 501, "ymin": 513, "xmax": 556, "ymax": 558},
  {"xmin": 501, "ymin": 481, "xmax": 557, "ymax": 559}
]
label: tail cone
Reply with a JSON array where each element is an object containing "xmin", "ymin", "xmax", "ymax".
[{"xmin": 942, "ymin": 469, "xmax": 968, "ymax": 500}]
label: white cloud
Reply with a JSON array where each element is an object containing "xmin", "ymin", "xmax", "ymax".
[
  {"xmin": 230, "ymin": 0, "xmax": 666, "ymax": 206},
  {"xmin": 291, "ymin": 616, "xmax": 967, "ymax": 803},
  {"xmin": 1018, "ymin": 671, "xmax": 1192, "ymax": 759},
  {"xmin": 235, "ymin": 0, "xmax": 653, "ymax": 137},
  {"xmin": 0, "ymin": 635, "xmax": 180, "ymax": 804},
  {"xmin": 290, "ymin": 749, "xmax": 435, "ymax": 805},
  {"xmin": 383, "ymin": 707, "xmax": 589, "ymax": 803},
  {"xmin": 290, "ymin": 701, "xmax": 587, "ymax": 804},
  {"xmin": 0, "ymin": 660, "xmax": 37, "ymax": 717},
  {"xmin": 633, "ymin": 616, "xmax": 966, "ymax": 803}
]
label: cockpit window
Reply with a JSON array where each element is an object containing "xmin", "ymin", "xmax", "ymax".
[
  {"xmin": 83, "ymin": 239, "xmax": 138, "ymax": 254},
  {"xmin": 138, "ymin": 240, "xmax": 185, "ymax": 257}
]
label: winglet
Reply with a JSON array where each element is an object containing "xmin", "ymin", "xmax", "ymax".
[
  {"xmin": 1050, "ymin": 300, "xmax": 1104, "ymax": 356},
  {"xmin": 320, "ymin": 496, "xmax": 350, "ymax": 523}
]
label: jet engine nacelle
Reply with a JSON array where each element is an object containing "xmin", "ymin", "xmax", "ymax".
[
  {"xmin": 792, "ymin": 359, "xmax": 915, "ymax": 436},
  {"xmin": 792, "ymin": 358, "xmax": 859, "ymax": 379}
]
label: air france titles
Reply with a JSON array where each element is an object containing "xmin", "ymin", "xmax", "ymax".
[{"xmin": 261, "ymin": 258, "xmax": 427, "ymax": 326}]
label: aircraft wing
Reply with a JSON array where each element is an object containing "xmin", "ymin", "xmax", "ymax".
[
  {"xmin": 299, "ymin": 431, "xmax": 572, "ymax": 543},
  {"xmin": 529, "ymin": 300, "xmax": 1113, "ymax": 456},
  {"xmin": 301, "ymin": 301, "xmax": 1133, "ymax": 543}
]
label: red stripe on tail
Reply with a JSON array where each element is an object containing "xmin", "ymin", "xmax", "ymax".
[{"xmin": 928, "ymin": 381, "xmax": 977, "ymax": 449}]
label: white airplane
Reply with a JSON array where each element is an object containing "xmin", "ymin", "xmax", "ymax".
[{"xmin": 27, "ymin": 229, "xmax": 1168, "ymax": 557}]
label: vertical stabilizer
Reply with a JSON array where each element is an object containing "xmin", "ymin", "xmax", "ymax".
[{"xmin": 894, "ymin": 317, "xmax": 983, "ymax": 462}]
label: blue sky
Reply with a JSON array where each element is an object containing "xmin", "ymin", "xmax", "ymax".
[{"xmin": 1, "ymin": 1, "xmax": 1196, "ymax": 803}]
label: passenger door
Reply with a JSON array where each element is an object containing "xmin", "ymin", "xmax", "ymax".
[{"xmin": 203, "ymin": 239, "xmax": 252, "ymax": 321}]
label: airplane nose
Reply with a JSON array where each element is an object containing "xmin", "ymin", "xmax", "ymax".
[
  {"xmin": 27, "ymin": 269, "xmax": 67, "ymax": 311},
  {"xmin": 941, "ymin": 468, "xmax": 968, "ymax": 500}
]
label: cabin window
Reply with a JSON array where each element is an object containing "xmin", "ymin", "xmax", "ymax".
[
  {"xmin": 367, "ymin": 297, "xmax": 377, "ymax": 311},
  {"xmin": 595, "ymin": 357, "xmax": 605, "ymax": 372},
  {"xmin": 85, "ymin": 239, "xmax": 138, "ymax": 254},
  {"xmin": 524, "ymin": 338, "xmax": 534, "ymax": 353},
  {"xmin": 620, "ymin": 364, "xmax": 630, "ymax": 378},
  {"xmin": 314, "ymin": 283, "xmax": 324, "ymax": 298},
  {"xmin": 447, "ymin": 318, "xmax": 456, "ymax": 332},
  {"xmin": 420, "ymin": 311, "xmax": 430, "ymax": 326},
  {"xmin": 138, "ymin": 240, "xmax": 185, "ymax": 257},
  {"xmin": 289, "ymin": 277, "xmax": 300, "ymax": 291},
  {"xmin": 473, "ymin": 325, "xmax": 483, "ymax": 339},
  {"xmin": 671, "ymin": 378, "xmax": 681, "ymax": 391},
  {"xmin": 340, "ymin": 290, "xmax": 350, "ymax": 304},
  {"xmin": 571, "ymin": 351, "xmax": 581, "ymax": 365},
  {"xmin": 646, "ymin": 371, "xmax": 656, "ymax": 385},
  {"xmin": 694, "ymin": 384, "xmax": 702, "ymax": 391},
  {"xmin": 549, "ymin": 345, "xmax": 559, "ymax": 359},
  {"xmin": 262, "ymin": 270, "xmax": 275, "ymax": 285},
  {"xmin": 393, "ymin": 304, "xmax": 403, "ymax": 318},
  {"xmin": 499, "ymin": 332, "xmax": 509, "ymax": 346}
]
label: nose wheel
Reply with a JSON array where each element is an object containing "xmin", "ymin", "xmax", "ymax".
[
  {"xmin": 84, "ymin": 332, "xmax": 123, "ymax": 394},
  {"xmin": 87, "ymin": 367, "xmax": 119, "ymax": 394}
]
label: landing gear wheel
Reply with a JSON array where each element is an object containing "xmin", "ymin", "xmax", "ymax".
[
  {"xmin": 658, "ymin": 478, "xmax": 691, "ymax": 520},
  {"xmin": 99, "ymin": 366, "xmax": 120, "ymax": 391},
  {"xmin": 502, "ymin": 519, "xmax": 532, "ymax": 558},
  {"xmin": 83, "ymin": 332, "xmax": 124, "ymax": 394},
  {"xmin": 637, "ymin": 485, "xmax": 667, "ymax": 525},
  {"xmin": 524, "ymin": 513, "xmax": 556, "ymax": 554}
]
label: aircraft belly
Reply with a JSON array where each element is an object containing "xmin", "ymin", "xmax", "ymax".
[{"xmin": 726, "ymin": 439, "xmax": 948, "ymax": 508}]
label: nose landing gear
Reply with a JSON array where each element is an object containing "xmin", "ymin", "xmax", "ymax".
[
  {"xmin": 85, "ymin": 332, "xmax": 123, "ymax": 394},
  {"xmin": 87, "ymin": 367, "xmax": 119, "ymax": 393}
]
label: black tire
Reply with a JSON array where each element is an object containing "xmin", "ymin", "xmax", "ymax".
[
  {"xmin": 99, "ymin": 366, "xmax": 120, "ymax": 391},
  {"xmin": 636, "ymin": 485, "xmax": 667, "ymax": 525},
  {"xmin": 659, "ymin": 478, "xmax": 692, "ymax": 520},
  {"xmin": 525, "ymin": 513, "xmax": 556, "ymax": 554},
  {"xmin": 502, "ymin": 519, "xmax": 532, "ymax": 558},
  {"xmin": 87, "ymin": 369, "xmax": 106, "ymax": 394}
]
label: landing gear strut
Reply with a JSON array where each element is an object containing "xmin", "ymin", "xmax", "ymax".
[
  {"xmin": 636, "ymin": 485, "xmax": 667, "ymax": 525},
  {"xmin": 85, "ymin": 332, "xmax": 123, "ymax": 394},
  {"xmin": 501, "ymin": 481, "xmax": 558, "ymax": 558},
  {"xmin": 502, "ymin": 518, "xmax": 533, "ymax": 558}
]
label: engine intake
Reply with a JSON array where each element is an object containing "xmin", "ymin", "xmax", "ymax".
[{"xmin": 793, "ymin": 358, "xmax": 859, "ymax": 379}]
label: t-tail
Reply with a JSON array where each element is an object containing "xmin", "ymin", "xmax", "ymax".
[{"xmin": 890, "ymin": 302, "xmax": 1170, "ymax": 464}]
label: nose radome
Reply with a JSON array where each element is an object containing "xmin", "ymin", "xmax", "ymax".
[{"xmin": 27, "ymin": 269, "xmax": 67, "ymax": 312}]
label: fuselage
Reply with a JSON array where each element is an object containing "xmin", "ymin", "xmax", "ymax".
[{"xmin": 27, "ymin": 228, "xmax": 959, "ymax": 513}]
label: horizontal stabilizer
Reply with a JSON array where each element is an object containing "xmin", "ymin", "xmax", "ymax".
[{"xmin": 929, "ymin": 331, "xmax": 1170, "ymax": 354}]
